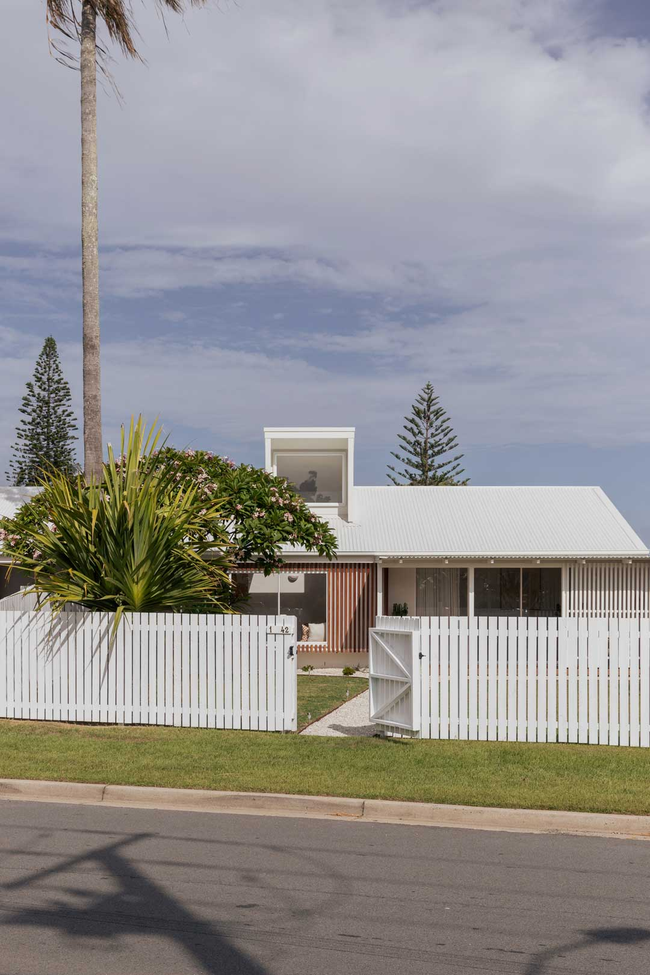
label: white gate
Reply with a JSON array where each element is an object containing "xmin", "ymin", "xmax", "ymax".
[{"xmin": 369, "ymin": 620, "xmax": 421, "ymax": 732}]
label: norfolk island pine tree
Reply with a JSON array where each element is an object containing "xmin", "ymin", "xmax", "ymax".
[
  {"xmin": 7, "ymin": 337, "xmax": 78, "ymax": 485},
  {"xmin": 388, "ymin": 381, "xmax": 467, "ymax": 485}
]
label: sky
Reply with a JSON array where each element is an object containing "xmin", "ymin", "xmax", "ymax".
[{"xmin": 1, "ymin": 0, "xmax": 649, "ymax": 541}]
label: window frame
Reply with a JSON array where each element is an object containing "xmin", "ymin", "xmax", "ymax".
[
  {"xmin": 272, "ymin": 450, "xmax": 347, "ymax": 507},
  {"xmin": 473, "ymin": 566, "xmax": 562, "ymax": 618},
  {"xmin": 232, "ymin": 570, "xmax": 329, "ymax": 644},
  {"xmin": 415, "ymin": 566, "xmax": 469, "ymax": 617}
]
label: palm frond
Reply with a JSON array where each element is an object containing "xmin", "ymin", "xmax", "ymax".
[{"xmin": 46, "ymin": 1, "xmax": 211, "ymax": 66}]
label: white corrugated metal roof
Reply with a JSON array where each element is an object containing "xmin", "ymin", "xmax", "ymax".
[
  {"xmin": 291, "ymin": 486, "xmax": 649, "ymax": 559},
  {"xmin": 1, "ymin": 485, "xmax": 646, "ymax": 561}
]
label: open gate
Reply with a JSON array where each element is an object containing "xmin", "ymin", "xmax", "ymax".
[{"xmin": 369, "ymin": 620, "xmax": 421, "ymax": 733}]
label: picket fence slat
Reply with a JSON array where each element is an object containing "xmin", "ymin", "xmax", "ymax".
[
  {"xmin": 0, "ymin": 611, "xmax": 297, "ymax": 732},
  {"xmin": 374, "ymin": 615, "xmax": 650, "ymax": 748},
  {"xmin": 477, "ymin": 617, "xmax": 487, "ymax": 741},
  {"xmin": 628, "ymin": 620, "xmax": 641, "ymax": 748},
  {"xmin": 641, "ymin": 619, "xmax": 650, "ymax": 748},
  {"xmin": 428, "ymin": 619, "xmax": 438, "ymax": 739},
  {"xmin": 547, "ymin": 618, "xmax": 557, "ymax": 744}
]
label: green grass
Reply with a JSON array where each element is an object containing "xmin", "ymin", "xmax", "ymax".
[
  {"xmin": 297, "ymin": 675, "xmax": 368, "ymax": 730},
  {"xmin": 1, "ymin": 717, "xmax": 650, "ymax": 815}
]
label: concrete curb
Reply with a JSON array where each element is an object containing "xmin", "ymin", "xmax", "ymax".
[{"xmin": 1, "ymin": 778, "xmax": 649, "ymax": 840}]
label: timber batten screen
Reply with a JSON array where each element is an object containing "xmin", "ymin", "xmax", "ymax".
[
  {"xmin": 567, "ymin": 562, "xmax": 650, "ymax": 618},
  {"xmin": 285, "ymin": 562, "xmax": 376, "ymax": 652}
]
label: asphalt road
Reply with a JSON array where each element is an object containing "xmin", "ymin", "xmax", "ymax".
[{"xmin": 0, "ymin": 800, "xmax": 649, "ymax": 975}]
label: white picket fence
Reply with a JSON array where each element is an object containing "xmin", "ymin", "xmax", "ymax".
[
  {"xmin": 371, "ymin": 615, "xmax": 650, "ymax": 746},
  {"xmin": 0, "ymin": 609, "xmax": 297, "ymax": 731}
]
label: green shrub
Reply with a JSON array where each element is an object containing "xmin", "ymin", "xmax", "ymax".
[
  {"xmin": 4, "ymin": 417, "xmax": 232, "ymax": 623},
  {"xmin": 392, "ymin": 602, "xmax": 409, "ymax": 616},
  {"xmin": 301, "ymin": 665, "xmax": 314, "ymax": 673},
  {"xmin": 342, "ymin": 666, "xmax": 356, "ymax": 676}
]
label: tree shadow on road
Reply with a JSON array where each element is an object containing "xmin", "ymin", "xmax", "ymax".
[
  {"xmin": 2, "ymin": 832, "xmax": 269, "ymax": 974},
  {"xmin": 525, "ymin": 926, "xmax": 650, "ymax": 974}
]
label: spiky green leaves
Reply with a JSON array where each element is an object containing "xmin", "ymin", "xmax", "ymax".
[{"xmin": 5, "ymin": 418, "xmax": 232, "ymax": 619}]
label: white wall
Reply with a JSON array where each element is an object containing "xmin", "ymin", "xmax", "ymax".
[{"xmin": 387, "ymin": 567, "xmax": 416, "ymax": 616}]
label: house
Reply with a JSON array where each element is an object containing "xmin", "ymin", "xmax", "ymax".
[
  {"xmin": 230, "ymin": 427, "xmax": 650, "ymax": 667},
  {"xmin": 0, "ymin": 487, "xmax": 40, "ymax": 600},
  {"xmin": 2, "ymin": 432, "xmax": 649, "ymax": 669}
]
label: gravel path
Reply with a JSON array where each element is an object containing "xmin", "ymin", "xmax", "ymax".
[{"xmin": 300, "ymin": 689, "xmax": 377, "ymax": 737}]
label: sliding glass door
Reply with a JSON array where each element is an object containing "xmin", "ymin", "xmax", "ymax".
[
  {"xmin": 474, "ymin": 568, "xmax": 520, "ymax": 617},
  {"xmin": 416, "ymin": 568, "xmax": 468, "ymax": 616},
  {"xmin": 474, "ymin": 567, "xmax": 561, "ymax": 617},
  {"xmin": 522, "ymin": 568, "xmax": 562, "ymax": 617}
]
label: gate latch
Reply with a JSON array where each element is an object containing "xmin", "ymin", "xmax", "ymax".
[
  {"xmin": 288, "ymin": 646, "xmax": 295, "ymax": 658},
  {"xmin": 418, "ymin": 652, "xmax": 425, "ymax": 659}
]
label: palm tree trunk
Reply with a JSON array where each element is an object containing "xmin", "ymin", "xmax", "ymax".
[{"xmin": 80, "ymin": 0, "xmax": 103, "ymax": 482}]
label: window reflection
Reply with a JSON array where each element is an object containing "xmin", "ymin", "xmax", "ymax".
[
  {"xmin": 474, "ymin": 567, "xmax": 561, "ymax": 617},
  {"xmin": 232, "ymin": 572, "xmax": 327, "ymax": 642},
  {"xmin": 474, "ymin": 568, "xmax": 520, "ymax": 617},
  {"xmin": 275, "ymin": 453, "xmax": 344, "ymax": 503}
]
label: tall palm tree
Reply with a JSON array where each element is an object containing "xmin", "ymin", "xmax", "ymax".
[{"xmin": 46, "ymin": 2, "xmax": 209, "ymax": 481}]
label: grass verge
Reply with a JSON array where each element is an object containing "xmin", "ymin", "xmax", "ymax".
[
  {"xmin": 1, "ymin": 719, "xmax": 650, "ymax": 816},
  {"xmin": 297, "ymin": 675, "xmax": 368, "ymax": 730}
]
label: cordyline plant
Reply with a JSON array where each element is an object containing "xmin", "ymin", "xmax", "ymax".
[{"xmin": 1, "ymin": 419, "xmax": 232, "ymax": 622}]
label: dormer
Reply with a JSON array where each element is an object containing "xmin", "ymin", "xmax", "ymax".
[{"xmin": 264, "ymin": 427, "xmax": 355, "ymax": 522}]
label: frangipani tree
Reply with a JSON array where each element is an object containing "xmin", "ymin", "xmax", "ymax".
[{"xmin": 153, "ymin": 447, "xmax": 338, "ymax": 575}]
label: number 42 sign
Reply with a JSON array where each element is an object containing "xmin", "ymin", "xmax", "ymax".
[{"xmin": 267, "ymin": 625, "xmax": 292, "ymax": 635}]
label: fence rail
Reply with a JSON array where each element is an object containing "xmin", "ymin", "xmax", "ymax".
[
  {"xmin": 0, "ymin": 610, "xmax": 297, "ymax": 731},
  {"xmin": 374, "ymin": 615, "xmax": 650, "ymax": 746},
  {"xmin": 0, "ymin": 591, "xmax": 40, "ymax": 612}
]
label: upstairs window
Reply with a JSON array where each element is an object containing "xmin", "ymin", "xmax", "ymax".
[{"xmin": 274, "ymin": 452, "xmax": 345, "ymax": 504}]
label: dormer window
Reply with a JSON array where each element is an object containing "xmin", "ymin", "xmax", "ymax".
[
  {"xmin": 274, "ymin": 451, "xmax": 345, "ymax": 504},
  {"xmin": 265, "ymin": 427, "xmax": 354, "ymax": 518}
]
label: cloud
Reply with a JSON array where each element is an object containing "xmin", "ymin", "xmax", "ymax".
[{"xmin": 1, "ymin": 0, "xmax": 650, "ymax": 469}]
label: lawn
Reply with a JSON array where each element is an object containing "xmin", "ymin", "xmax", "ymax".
[
  {"xmin": 1, "ymin": 718, "xmax": 650, "ymax": 816},
  {"xmin": 297, "ymin": 675, "xmax": 368, "ymax": 730}
]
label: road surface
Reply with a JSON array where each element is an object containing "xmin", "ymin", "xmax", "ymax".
[{"xmin": 0, "ymin": 798, "xmax": 648, "ymax": 974}]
